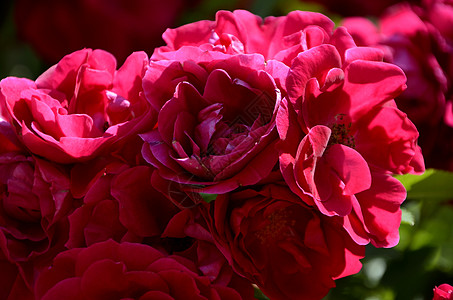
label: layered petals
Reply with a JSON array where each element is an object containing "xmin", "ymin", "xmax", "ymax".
[
  {"xmin": 141, "ymin": 48, "xmax": 283, "ymax": 195},
  {"xmin": 277, "ymin": 24, "xmax": 423, "ymax": 248},
  {"xmin": 153, "ymin": 9, "xmax": 335, "ymax": 65},
  {"xmin": 0, "ymin": 49, "xmax": 155, "ymax": 163},
  {"xmin": 201, "ymin": 184, "xmax": 364, "ymax": 300},
  {"xmin": 35, "ymin": 240, "xmax": 251, "ymax": 300}
]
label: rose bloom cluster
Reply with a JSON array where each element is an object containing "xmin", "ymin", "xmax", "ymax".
[
  {"xmin": 0, "ymin": 8, "xmax": 424, "ymax": 300},
  {"xmin": 341, "ymin": 0, "xmax": 453, "ymax": 170}
]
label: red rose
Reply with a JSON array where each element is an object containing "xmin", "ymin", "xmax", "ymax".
[
  {"xmin": 35, "ymin": 239, "xmax": 249, "ymax": 300},
  {"xmin": 14, "ymin": 0, "xmax": 198, "ymax": 64},
  {"xmin": 0, "ymin": 150, "xmax": 73, "ymax": 288},
  {"xmin": 342, "ymin": 3, "xmax": 453, "ymax": 170},
  {"xmin": 141, "ymin": 47, "xmax": 282, "ymax": 194},
  {"xmin": 153, "ymin": 9, "xmax": 334, "ymax": 66},
  {"xmin": 434, "ymin": 284, "xmax": 453, "ymax": 300},
  {"xmin": 277, "ymin": 26, "xmax": 423, "ymax": 246},
  {"xmin": 0, "ymin": 49, "xmax": 154, "ymax": 163},
  {"xmin": 67, "ymin": 163, "xmax": 179, "ymax": 248},
  {"xmin": 343, "ymin": 5, "xmax": 449, "ymax": 127},
  {"xmin": 200, "ymin": 184, "xmax": 364, "ymax": 300}
]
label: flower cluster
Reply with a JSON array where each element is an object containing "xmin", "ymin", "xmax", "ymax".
[{"xmin": 0, "ymin": 9, "xmax": 423, "ymax": 300}]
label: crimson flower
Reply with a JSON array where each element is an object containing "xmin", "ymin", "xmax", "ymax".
[
  {"xmin": 0, "ymin": 49, "xmax": 154, "ymax": 163},
  {"xmin": 141, "ymin": 47, "xmax": 282, "ymax": 195},
  {"xmin": 277, "ymin": 26, "xmax": 424, "ymax": 247},
  {"xmin": 200, "ymin": 184, "xmax": 364, "ymax": 300},
  {"xmin": 35, "ymin": 239, "xmax": 251, "ymax": 300},
  {"xmin": 434, "ymin": 284, "xmax": 453, "ymax": 300}
]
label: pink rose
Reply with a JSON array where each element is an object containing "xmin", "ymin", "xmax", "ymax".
[
  {"xmin": 141, "ymin": 47, "xmax": 282, "ymax": 195},
  {"xmin": 200, "ymin": 184, "xmax": 364, "ymax": 300},
  {"xmin": 277, "ymin": 26, "xmax": 423, "ymax": 246},
  {"xmin": 153, "ymin": 9, "xmax": 334, "ymax": 66},
  {"xmin": 35, "ymin": 239, "xmax": 251, "ymax": 300},
  {"xmin": 434, "ymin": 284, "xmax": 453, "ymax": 300},
  {"xmin": 14, "ymin": 0, "xmax": 199, "ymax": 64},
  {"xmin": 0, "ymin": 49, "xmax": 154, "ymax": 163}
]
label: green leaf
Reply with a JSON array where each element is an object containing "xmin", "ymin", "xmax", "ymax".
[
  {"xmin": 394, "ymin": 169, "xmax": 453, "ymax": 201},
  {"xmin": 401, "ymin": 208, "xmax": 415, "ymax": 226},
  {"xmin": 200, "ymin": 193, "xmax": 217, "ymax": 203}
]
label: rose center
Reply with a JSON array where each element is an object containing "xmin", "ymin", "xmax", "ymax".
[
  {"xmin": 328, "ymin": 123, "xmax": 355, "ymax": 148},
  {"xmin": 254, "ymin": 208, "xmax": 296, "ymax": 244}
]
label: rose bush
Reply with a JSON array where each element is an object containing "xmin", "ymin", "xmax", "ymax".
[
  {"xmin": 141, "ymin": 47, "xmax": 283, "ymax": 195},
  {"xmin": 0, "ymin": 49, "xmax": 154, "ymax": 164},
  {"xmin": 0, "ymin": 6, "xmax": 434, "ymax": 300},
  {"xmin": 146, "ymin": 5, "xmax": 424, "ymax": 266},
  {"xmin": 35, "ymin": 239, "xmax": 253, "ymax": 300},
  {"xmin": 199, "ymin": 184, "xmax": 364, "ymax": 300}
]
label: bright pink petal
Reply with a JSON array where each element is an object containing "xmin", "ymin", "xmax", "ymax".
[
  {"xmin": 287, "ymin": 44, "xmax": 342, "ymax": 109},
  {"xmin": 356, "ymin": 172, "xmax": 407, "ymax": 248},
  {"xmin": 343, "ymin": 60, "xmax": 406, "ymax": 122}
]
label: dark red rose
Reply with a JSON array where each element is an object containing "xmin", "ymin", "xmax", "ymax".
[
  {"xmin": 14, "ymin": 0, "xmax": 199, "ymax": 64},
  {"xmin": 433, "ymin": 284, "xmax": 453, "ymax": 300},
  {"xmin": 35, "ymin": 239, "xmax": 250, "ymax": 300},
  {"xmin": 0, "ymin": 150, "xmax": 73, "ymax": 288},
  {"xmin": 141, "ymin": 47, "xmax": 283, "ymax": 195},
  {"xmin": 0, "ymin": 49, "xmax": 154, "ymax": 163},
  {"xmin": 200, "ymin": 184, "xmax": 365, "ymax": 300}
]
